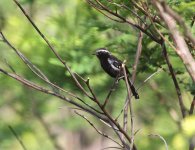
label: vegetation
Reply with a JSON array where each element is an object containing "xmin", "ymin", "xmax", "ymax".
[{"xmin": 0, "ymin": 0, "xmax": 194, "ymax": 150}]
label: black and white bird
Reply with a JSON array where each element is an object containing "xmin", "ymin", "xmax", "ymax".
[{"xmin": 94, "ymin": 48, "xmax": 139, "ymax": 99}]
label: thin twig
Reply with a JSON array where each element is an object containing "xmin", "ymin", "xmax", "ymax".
[
  {"xmin": 0, "ymin": 32, "xmax": 102, "ymax": 114},
  {"xmin": 152, "ymin": 0, "xmax": 195, "ymax": 82},
  {"xmin": 85, "ymin": 0, "xmax": 161, "ymax": 43},
  {"xmin": 191, "ymin": 15, "xmax": 195, "ymax": 27},
  {"xmin": 8, "ymin": 125, "xmax": 27, "ymax": 150},
  {"xmin": 108, "ymin": 2, "xmax": 147, "ymax": 26},
  {"xmin": 84, "ymin": 78, "xmax": 134, "ymax": 145},
  {"xmin": 122, "ymin": 63, "xmax": 134, "ymax": 150},
  {"xmin": 74, "ymin": 111, "xmax": 123, "ymax": 147},
  {"xmin": 132, "ymin": 31, "xmax": 143, "ymax": 82},
  {"xmin": 116, "ymin": 69, "xmax": 162, "ymax": 121},
  {"xmin": 149, "ymin": 134, "xmax": 168, "ymax": 150},
  {"xmin": 103, "ymin": 75, "xmax": 120, "ymax": 108},
  {"xmin": 122, "ymin": 96, "xmax": 128, "ymax": 142},
  {"xmin": 136, "ymin": 69, "xmax": 162, "ymax": 91},
  {"xmin": 162, "ymin": 1, "xmax": 195, "ymax": 45},
  {"xmin": 13, "ymin": 0, "xmax": 93, "ymax": 99},
  {"xmin": 3, "ymin": 58, "xmax": 16, "ymax": 73},
  {"xmin": 101, "ymin": 146, "xmax": 123, "ymax": 150},
  {"xmin": 2, "ymin": 65, "xmax": 134, "ymax": 145},
  {"xmin": 189, "ymin": 96, "xmax": 195, "ymax": 115},
  {"xmin": 161, "ymin": 42, "xmax": 186, "ymax": 118},
  {"xmin": 0, "ymin": 68, "xmax": 108, "ymax": 122}
]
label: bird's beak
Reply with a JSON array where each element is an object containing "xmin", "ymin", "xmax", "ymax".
[{"xmin": 92, "ymin": 52, "xmax": 96, "ymax": 55}]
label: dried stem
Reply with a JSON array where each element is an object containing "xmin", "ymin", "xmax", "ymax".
[
  {"xmin": 85, "ymin": 0, "xmax": 161, "ymax": 44},
  {"xmin": 122, "ymin": 27, "xmax": 143, "ymax": 145},
  {"xmin": 122, "ymin": 63, "xmax": 134, "ymax": 150},
  {"xmin": 8, "ymin": 125, "xmax": 27, "ymax": 150},
  {"xmin": 189, "ymin": 96, "xmax": 195, "ymax": 115},
  {"xmin": 13, "ymin": 0, "xmax": 93, "ymax": 99},
  {"xmin": 0, "ymin": 32, "xmax": 101, "ymax": 114},
  {"xmin": 162, "ymin": 1, "xmax": 195, "ymax": 45},
  {"xmin": 0, "ymin": 68, "xmax": 107, "ymax": 122},
  {"xmin": 149, "ymin": 134, "xmax": 168, "ymax": 150},
  {"xmin": 161, "ymin": 42, "xmax": 186, "ymax": 118},
  {"xmin": 83, "ymin": 76, "xmax": 135, "ymax": 147},
  {"xmin": 74, "ymin": 111, "xmax": 123, "ymax": 147},
  {"xmin": 116, "ymin": 69, "xmax": 162, "ymax": 121},
  {"xmin": 152, "ymin": 0, "xmax": 195, "ymax": 82},
  {"xmin": 103, "ymin": 75, "xmax": 120, "ymax": 108}
]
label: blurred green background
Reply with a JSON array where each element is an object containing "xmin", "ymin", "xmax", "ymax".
[{"xmin": 0, "ymin": 0, "xmax": 195, "ymax": 150}]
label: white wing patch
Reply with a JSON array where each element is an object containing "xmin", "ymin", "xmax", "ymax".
[{"xmin": 108, "ymin": 58, "xmax": 120, "ymax": 71}]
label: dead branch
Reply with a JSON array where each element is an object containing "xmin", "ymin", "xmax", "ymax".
[
  {"xmin": 161, "ymin": 42, "xmax": 187, "ymax": 118},
  {"xmin": 189, "ymin": 96, "xmax": 195, "ymax": 115},
  {"xmin": 74, "ymin": 111, "xmax": 123, "ymax": 147},
  {"xmin": 152, "ymin": 0, "xmax": 195, "ymax": 82},
  {"xmin": 122, "ymin": 63, "xmax": 134, "ymax": 150},
  {"xmin": 149, "ymin": 134, "xmax": 168, "ymax": 150},
  {"xmin": 13, "ymin": 0, "xmax": 93, "ymax": 99}
]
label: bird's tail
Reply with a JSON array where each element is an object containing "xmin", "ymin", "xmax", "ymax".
[{"xmin": 127, "ymin": 78, "xmax": 139, "ymax": 99}]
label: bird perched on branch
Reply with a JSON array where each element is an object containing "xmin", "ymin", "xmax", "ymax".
[{"xmin": 94, "ymin": 48, "xmax": 139, "ymax": 99}]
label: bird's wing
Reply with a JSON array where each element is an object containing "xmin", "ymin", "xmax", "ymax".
[
  {"xmin": 107, "ymin": 56, "xmax": 121, "ymax": 71},
  {"xmin": 109, "ymin": 55, "xmax": 131, "ymax": 76}
]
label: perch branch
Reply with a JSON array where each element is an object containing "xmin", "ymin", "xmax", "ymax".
[{"xmin": 122, "ymin": 63, "xmax": 134, "ymax": 150}]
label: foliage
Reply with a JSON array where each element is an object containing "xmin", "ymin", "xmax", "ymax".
[{"xmin": 0, "ymin": 0, "xmax": 194, "ymax": 150}]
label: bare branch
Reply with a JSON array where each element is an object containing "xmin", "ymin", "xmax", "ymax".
[
  {"xmin": 0, "ymin": 68, "xmax": 107, "ymax": 122},
  {"xmin": 121, "ymin": 62, "xmax": 134, "ymax": 150},
  {"xmin": 0, "ymin": 32, "xmax": 103, "ymax": 114},
  {"xmin": 83, "ymin": 77, "xmax": 137, "ymax": 145},
  {"xmin": 149, "ymin": 134, "xmax": 168, "ymax": 150},
  {"xmin": 132, "ymin": 28, "xmax": 144, "ymax": 82},
  {"xmin": 191, "ymin": 15, "xmax": 195, "ymax": 27},
  {"xmin": 152, "ymin": 0, "xmax": 195, "ymax": 82},
  {"xmin": 136, "ymin": 69, "xmax": 162, "ymax": 91},
  {"xmin": 103, "ymin": 75, "xmax": 120, "ymax": 108},
  {"xmin": 161, "ymin": 42, "xmax": 186, "ymax": 118},
  {"xmin": 13, "ymin": 0, "xmax": 93, "ymax": 99},
  {"xmin": 8, "ymin": 125, "xmax": 27, "ymax": 150},
  {"xmin": 74, "ymin": 111, "xmax": 123, "ymax": 147},
  {"xmin": 85, "ymin": 0, "xmax": 161, "ymax": 43},
  {"xmin": 116, "ymin": 69, "xmax": 162, "ymax": 121},
  {"xmin": 162, "ymin": 2, "xmax": 195, "ymax": 45},
  {"xmin": 101, "ymin": 147, "xmax": 123, "ymax": 150},
  {"xmin": 189, "ymin": 96, "xmax": 195, "ymax": 115}
]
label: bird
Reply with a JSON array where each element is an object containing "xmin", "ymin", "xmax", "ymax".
[{"xmin": 94, "ymin": 48, "xmax": 139, "ymax": 99}]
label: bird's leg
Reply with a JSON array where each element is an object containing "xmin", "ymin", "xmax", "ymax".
[
  {"xmin": 111, "ymin": 77, "xmax": 120, "ymax": 91},
  {"xmin": 117, "ymin": 75, "xmax": 124, "ymax": 81},
  {"xmin": 114, "ymin": 69, "xmax": 124, "ymax": 86},
  {"xmin": 102, "ymin": 74, "xmax": 120, "ymax": 108}
]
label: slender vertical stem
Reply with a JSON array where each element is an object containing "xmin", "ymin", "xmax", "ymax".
[
  {"xmin": 161, "ymin": 41, "xmax": 186, "ymax": 118},
  {"xmin": 189, "ymin": 96, "xmax": 195, "ymax": 115},
  {"xmin": 122, "ymin": 63, "xmax": 134, "ymax": 150}
]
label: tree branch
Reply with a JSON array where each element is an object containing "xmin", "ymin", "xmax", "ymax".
[
  {"xmin": 152, "ymin": 0, "xmax": 195, "ymax": 82},
  {"xmin": 74, "ymin": 111, "xmax": 123, "ymax": 147},
  {"xmin": 161, "ymin": 42, "xmax": 186, "ymax": 118}
]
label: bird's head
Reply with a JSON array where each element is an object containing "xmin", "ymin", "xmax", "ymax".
[{"xmin": 94, "ymin": 48, "xmax": 111, "ymax": 59}]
